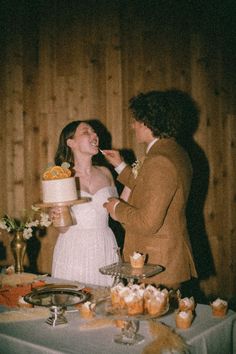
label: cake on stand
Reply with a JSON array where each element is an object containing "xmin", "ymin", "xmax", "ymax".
[{"xmin": 39, "ymin": 170, "xmax": 91, "ymax": 227}]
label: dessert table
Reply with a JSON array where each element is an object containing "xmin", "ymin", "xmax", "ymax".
[{"xmin": 0, "ymin": 278, "xmax": 235, "ymax": 354}]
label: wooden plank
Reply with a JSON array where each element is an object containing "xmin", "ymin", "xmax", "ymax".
[
  {"xmin": 0, "ymin": 1, "xmax": 235, "ymax": 297},
  {"xmin": 224, "ymin": 114, "xmax": 236, "ymax": 295}
]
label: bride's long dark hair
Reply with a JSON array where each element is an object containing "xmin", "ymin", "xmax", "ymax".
[
  {"xmin": 55, "ymin": 119, "xmax": 113, "ymax": 168},
  {"xmin": 54, "ymin": 120, "xmax": 84, "ymax": 167}
]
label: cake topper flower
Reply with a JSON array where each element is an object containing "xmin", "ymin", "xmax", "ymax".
[
  {"xmin": 0, "ymin": 205, "xmax": 52, "ymax": 240},
  {"xmin": 43, "ymin": 162, "xmax": 71, "ymax": 180}
]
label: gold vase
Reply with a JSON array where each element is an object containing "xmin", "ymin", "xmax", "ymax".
[{"xmin": 10, "ymin": 230, "xmax": 27, "ymax": 273}]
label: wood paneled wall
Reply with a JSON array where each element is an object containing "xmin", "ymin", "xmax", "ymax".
[{"xmin": 0, "ymin": 0, "xmax": 235, "ymax": 298}]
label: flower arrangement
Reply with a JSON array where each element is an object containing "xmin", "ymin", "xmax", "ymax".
[{"xmin": 0, "ymin": 206, "xmax": 52, "ymax": 240}]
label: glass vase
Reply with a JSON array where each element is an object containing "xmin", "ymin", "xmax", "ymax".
[{"xmin": 10, "ymin": 230, "xmax": 27, "ymax": 273}]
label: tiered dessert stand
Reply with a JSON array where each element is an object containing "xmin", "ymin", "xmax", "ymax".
[
  {"xmin": 95, "ymin": 294, "xmax": 169, "ymax": 345},
  {"xmin": 99, "ymin": 260, "xmax": 165, "ymax": 286},
  {"xmin": 98, "ymin": 250, "xmax": 166, "ymax": 345}
]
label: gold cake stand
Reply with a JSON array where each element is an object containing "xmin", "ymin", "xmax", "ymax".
[{"xmin": 36, "ymin": 197, "xmax": 91, "ymax": 227}]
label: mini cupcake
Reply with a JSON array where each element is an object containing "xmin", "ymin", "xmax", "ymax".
[
  {"xmin": 129, "ymin": 252, "xmax": 145, "ymax": 268},
  {"xmin": 118, "ymin": 287, "xmax": 132, "ymax": 309},
  {"xmin": 211, "ymin": 298, "xmax": 228, "ymax": 317},
  {"xmin": 146, "ymin": 297, "xmax": 163, "ymax": 316},
  {"xmin": 178, "ymin": 296, "xmax": 195, "ymax": 312},
  {"xmin": 158, "ymin": 288, "xmax": 169, "ymax": 308},
  {"xmin": 143, "ymin": 285, "xmax": 158, "ymax": 309},
  {"xmin": 79, "ymin": 301, "xmax": 95, "ymax": 319},
  {"xmin": 175, "ymin": 310, "xmax": 193, "ymax": 329},
  {"xmin": 146, "ymin": 289, "xmax": 168, "ymax": 316},
  {"xmin": 110, "ymin": 283, "xmax": 126, "ymax": 309},
  {"xmin": 18, "ymin": 296, "xmax": 33, "ymax": 308},
  {"xmin": 124, "ymin": 293, "xmax": 144, "ymax": 316},
  {"xmin": 110, "ymin": 283, "xmax": 123, "ymax": 306}
]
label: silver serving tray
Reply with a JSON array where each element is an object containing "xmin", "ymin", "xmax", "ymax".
[
  {"xmin": 24, "ymin": 288, "xmax": 89, "ymax": 308},
  {"xmin": 99, "ymin": 262, "xmax": 165, "ymax": 280}
]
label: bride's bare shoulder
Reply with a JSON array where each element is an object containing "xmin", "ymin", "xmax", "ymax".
[{"xmin": 95, "ymin": 166, "xmax": 114, "ymax": 184}]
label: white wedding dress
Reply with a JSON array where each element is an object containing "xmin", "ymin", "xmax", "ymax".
[{"xmin": 52, "ymin": 186, "xmax": 119, "ymax": 286}]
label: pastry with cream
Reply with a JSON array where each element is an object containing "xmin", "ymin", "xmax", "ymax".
[
  {"xmin": 178, "ymin": 296, "xmax": 195, "ymax": 312},
  {"xmin": 110, "ymin": 282, "xmax": 169, "ymax": 316},
  {"xmin": 175, "ymin": 309, "xmax": 193, "ymax": 329},
  {"xmin": 124, "ymin": 293, "xmax": 144, "ymax": 316},
  {"xmin": 110, "ymin": 282, "xmax": 126, "ymax": 308},
  {"xmin": 129, "ymin": 252, "xmax": 145, "ymax": 268},
  {"xmin": 79, "ymin": 301, "xmax": 96, "ymax": 319},
  {"xmin": 211, "ymin": 298, "xmax": 228, "ymax": 317},
  {"xmin": 145, "ymin": 288, "xmax": 169, "ymax": 315}
]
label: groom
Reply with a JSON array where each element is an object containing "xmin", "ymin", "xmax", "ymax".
[{"xmin": 103, "ymin": 90, "xmax": 198, "ymax": 290}]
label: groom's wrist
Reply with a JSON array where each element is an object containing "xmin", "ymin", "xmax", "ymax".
[{"xmin": 115, "ymin": 161, "xmax": 127, "ymax": 174}]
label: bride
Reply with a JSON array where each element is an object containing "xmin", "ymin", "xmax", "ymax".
[{"xmin": 51, "ymin": 120, "xmax": 118, "ymax": 286}]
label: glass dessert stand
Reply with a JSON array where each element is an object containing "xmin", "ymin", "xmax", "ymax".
[
  {"xmin": 24, "ymin": 287, "xmax": 89, "ymax": 326},
  {"xmin": 96, "ymin": 298, "xmax": 169, "ymax": 345},
  {"xmin": 99, "ymin": 258, "xmax": 166, "ymax": 344},
  {"xmin": 99, "ymin": 261, "xmax": 165, "ymax": 286}
]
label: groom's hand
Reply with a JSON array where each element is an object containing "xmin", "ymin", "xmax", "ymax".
[
  {"xmin": 102, "ymin": 150, "xmax": 123, "ymax": 167},
  {"xmin": 103, "ymin": 197, "xmax": 120, "ymax": 220}
]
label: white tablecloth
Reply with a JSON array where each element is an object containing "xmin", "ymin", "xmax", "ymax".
[
  {"xmin": 0, "ymin": 303, "xmax": 235, "ymax": 354},
  {"xmin": 0, "ymin": 277, "xmax": 235, "ymax": 354}
]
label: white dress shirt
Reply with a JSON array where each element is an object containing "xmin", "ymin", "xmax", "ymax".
[{"xmin": 115, "ymin": 137, "xmax": 159, "ymax": 174}]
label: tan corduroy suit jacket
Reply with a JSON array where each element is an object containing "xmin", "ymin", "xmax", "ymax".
[{"xmin": 116, "ymin": 138, "xmax": 197, "ymax": 285}]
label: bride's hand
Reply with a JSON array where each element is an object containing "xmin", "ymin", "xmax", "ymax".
[
  {"xmin": 49, "ymin": 207, "xmax": 61, "ymax": 221},
  {"xmin": 49, "ymin": 207, "xmax": 69, "ymax": 233}
]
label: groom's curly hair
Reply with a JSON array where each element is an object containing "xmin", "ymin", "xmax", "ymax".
[{"xmin": 129, "ymin": 89, "xmax": 199, "ymax": 139}]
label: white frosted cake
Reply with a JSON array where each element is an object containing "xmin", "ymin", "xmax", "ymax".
[{"xmin": 42, "ymin": 177, "xmax": 78, "ymax": 203}]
